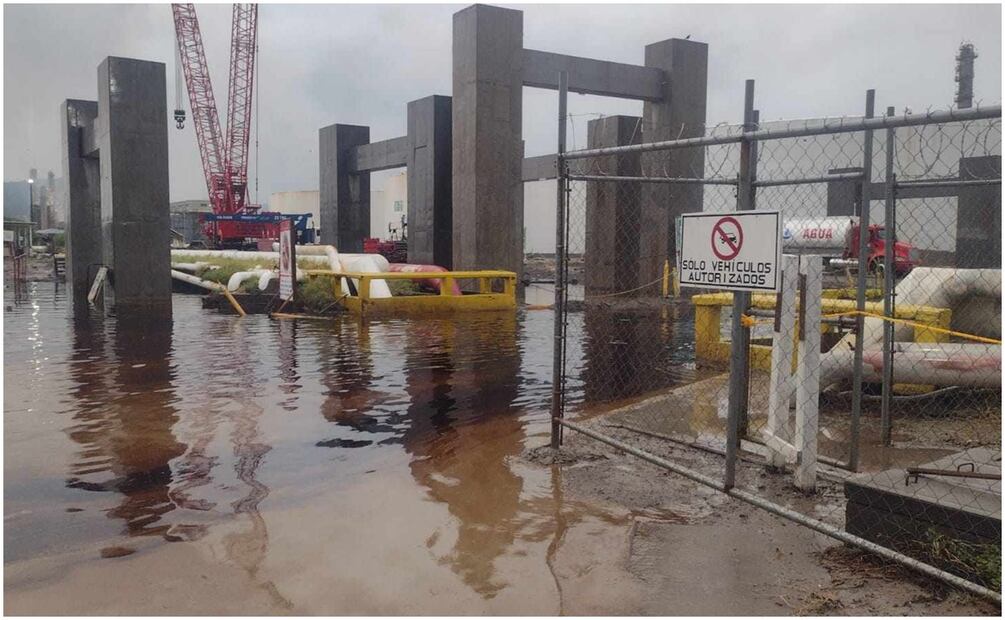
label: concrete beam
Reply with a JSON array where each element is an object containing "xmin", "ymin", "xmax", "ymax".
[
  {"xmin": 319, "ymin": 123, "xmax": 370, "ymax": 251},
  {"xmin": 452, "ymin": 4, "xmax": 524, "ymax": 279},
  {"xmin": 97, "ymin": 57, "xmax": 171, "ymax": 316},
  {"xmin": 640, "ymin": 38, "xmax": 708, "ymax": 285},
  {"xmin": 407, "ymin": 95, "xmax": 453, "ymax": 267},
  {"xmin": 350, "ymin": 135, "xmax": 409, "ymax": 173},
  {"xmin": 522, "ymin": 154, "xmax": 558, "ymax": 181},
  {"xmin": 61, "ymin": 99, "xmax": 102, "ymax": 302},
  {"xmin": 522, "ymin": 49, "xmax": 664, "ymax": 101}
]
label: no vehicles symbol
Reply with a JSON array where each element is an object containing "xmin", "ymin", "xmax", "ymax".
[{"xmin": 711, "ymin": 216, "xmax": 743, "ymax": 260}]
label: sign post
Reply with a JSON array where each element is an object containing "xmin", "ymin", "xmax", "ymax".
[
  {"xmin": 279, "ymin": 219, "xmax": 297, "ymax": 302},
  {"xmin": 676, "ymin": 211, "xmax": 781, "ymax": 293}
]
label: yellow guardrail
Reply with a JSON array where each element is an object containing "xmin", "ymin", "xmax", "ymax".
[
  {"xmin": 692, "ymin": 292, "xmax": 953, "ymax": 369},
  {"xmin": 304, "ymin": 269, "xmax": 517, "ymax": 315}
]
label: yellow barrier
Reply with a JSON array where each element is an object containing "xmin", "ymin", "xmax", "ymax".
[
  {"xmin": 305, "ymin": 269, "xmax": 517, "ymax": 316},
  {"xmin": 692, "ymin": 292, "xmax": 952, "ymax": 369}
]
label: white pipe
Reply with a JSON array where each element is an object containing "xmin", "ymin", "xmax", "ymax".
[
  {"xmin": 170, "ymin": 249, "xmax": 330, "ymax": 266},
  {"xmin": 170, "ymin": 261, "xmax": 214, "ymax": 273},
  {"xmin": 340, "ymin": 255, "xmax": 392, "ymax": 298},
  {"xmin": 839, "ymin": 267, "xmax": 1001, "ymax": 349},
  {"xmin": 821, "ymin": 342, "xmax": 1001, "ymax": 388},
  {"xmin": 269, "ymin": 243, "xmax": 391, "ymax": 273},
  {"xmin": 227, "ymin": 269, "xmax": 273, "ymax": 292},
  {"xmin": 171, "ymin": 269, "xmax": 223, "ymax": 291}
]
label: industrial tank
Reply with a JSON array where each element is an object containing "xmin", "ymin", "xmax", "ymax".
[{"xmin": 781, "ymin": 217, "xmax": 856, "ymax": 254}]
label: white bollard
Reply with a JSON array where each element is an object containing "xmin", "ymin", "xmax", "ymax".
[{"xmin": 794, "ymin": 255, "xmax": 822, "ymax": 492}]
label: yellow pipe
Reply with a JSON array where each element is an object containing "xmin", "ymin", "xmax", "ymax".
[{"xmin": 221, "ymin": 288, "xmax": 246, "ymax": 317}]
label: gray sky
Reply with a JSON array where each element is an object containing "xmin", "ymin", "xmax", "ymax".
[{"xmin": 4, "ymin": 2, "xmax": 1001, "ymax": 204}]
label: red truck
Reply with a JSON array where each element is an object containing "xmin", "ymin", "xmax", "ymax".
[{"xmin": 782, "ymin": 217, "xmax": 918, "ymax": 275}]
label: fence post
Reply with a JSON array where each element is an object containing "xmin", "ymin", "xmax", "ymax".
[
  {"xmin": 847, "ymin": 89, "xmax": 875, "ymax": 472},
  {"xmin": 550, "ymin": 70, "xmax": 569, "ymax": 450},
  {"xmin": 880, "ymin": 105, "xmax": 897, "ymax": 446},
  {"xmin": 724, "ymin": 79, "xmax": 755, "ymax": 490}
]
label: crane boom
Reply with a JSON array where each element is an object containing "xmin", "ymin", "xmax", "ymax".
[
  {"xmin": 171, "ymin": 3, "xmax": 227, "ymax": 210},
  {"xmin": 173, "ymin": 3, "xmax": 277, "ymax": 246},
  {"xmin": 224, "ymin": 4, "xmax": 258, "ymax": 214}
]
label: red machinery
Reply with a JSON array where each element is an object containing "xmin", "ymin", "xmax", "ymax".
[{"xmin": 173, "ymin": 4, "xmax": 280, "ymax": 247}]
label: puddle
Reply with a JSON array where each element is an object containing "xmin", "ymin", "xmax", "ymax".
[{"xmin": 3, "ymin": 282, "xmax": 702, "ymax": 614}]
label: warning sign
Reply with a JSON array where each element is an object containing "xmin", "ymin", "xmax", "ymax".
[
  {"xmin": 677, "ymin": 210, "xmax": 781, "ymax": 292},
  {"xmin": 279, "ymin": 219, "xmax": 297, "ymax": 301}
]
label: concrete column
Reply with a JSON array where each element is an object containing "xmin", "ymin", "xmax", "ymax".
[
  {"xmin": 97, "ymin": 57, "xmax": 171, "ymax": 316},
  {"xmin": 319, "ymin": 124, "xmax": 370, "ymax": 252},
  {"xmin": 407, "ymin": 95, "xmax": 453, "ymax": 267},
  {"xmin": 61, "ymin": 99, "xmax": 101, "ymax": 301},
  {"xmin": 585, "ymin": 115, "xmax": 642, "ymax": 294},
  {"xmin": 956, "ymin": 155, "xmax": 1001, "ymax": 268},
  {"xmin": 640, "ymin": 38, "xmax": 708, "ymax": 287},
  {"xmin": 826, "ymin": 167, "xmax": 864, "ymax": 216},
  {"xmin": 452, "ymin": 4, "xmax": 524, "ymax": 279}
]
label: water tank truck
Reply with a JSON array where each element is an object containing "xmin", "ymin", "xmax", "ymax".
[{"xmin": 781, "ymin": 217, "xmax": 918, "ymax": 275}]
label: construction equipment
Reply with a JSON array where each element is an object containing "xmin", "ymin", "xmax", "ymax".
[{"xmin": 172, "ymin": 4, "xmax": 281, "ymax": 248}]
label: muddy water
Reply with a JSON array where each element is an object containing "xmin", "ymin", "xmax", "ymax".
[{"xmin": 4, "ymin": 283, "xmax": 698, "ymax": 614}]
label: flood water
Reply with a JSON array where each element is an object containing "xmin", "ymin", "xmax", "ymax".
[{"xmin": 4, "ymin": 282, "xmax": 699, "ymax": 614}]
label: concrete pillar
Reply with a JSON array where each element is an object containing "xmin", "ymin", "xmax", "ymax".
[
  {"xmin": 585, "ymin": 115, "xmax": 642, "ymax": 294},
  {"xmin": 96, "ymin": 57, "xmax": 171, "ymax": 316},
  {"xmin": 956, "ymin": 155, "xmax": 1001, "ymax": 268},
  {"xmin": 640, "ymin": 38, "xmax": 708, "ymax": 288},
  {"xmin": 407, "ymin": 95, "xmax": 453, "ymax": 268},
  {"xmin": 826, "ymin": 167, "xmax": 864, "ymax": 216},
  {"xmin": 61, "ymin": 99, "xmax": 101, "ymax": 301},
  {"xmin": 452, "ymin": 4, "xmax": 524, "ymax": 279},
  {"xmin": 319, "ymin": 124, "xmax": 370, "ymax": 252}
]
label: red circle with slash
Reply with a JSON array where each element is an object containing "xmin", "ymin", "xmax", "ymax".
[{"xmin": 711, "ymin": 216, "xmax": 743, "ymax": 260}]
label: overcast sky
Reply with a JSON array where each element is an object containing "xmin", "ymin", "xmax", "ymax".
[{"xmin": 4, "ymin": 2, "xmax": 1001, "ymax": 204}]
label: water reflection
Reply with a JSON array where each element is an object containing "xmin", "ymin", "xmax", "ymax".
[
  {"xmin": 402, "ymin": 314, "xmax": 524, "ymax": 598},
  {"xmin": 581, "ymin": 302, "xmax": 697, "ymax": 405},
  {"xmin": 65, "ymin": 315, "xmax": 189, "ymax": 541}
]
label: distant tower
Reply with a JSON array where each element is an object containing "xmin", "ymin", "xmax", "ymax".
[{"xmin": 955, "ymin": 42, "xmax": 977, "ymax": 109}]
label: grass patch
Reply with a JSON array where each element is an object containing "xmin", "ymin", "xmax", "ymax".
[
  {"xmin": 299, "ymin": 276, "xmax": 343, "ymax": 314},
  {"xmin": 926, "ymin": 532, "xmax": 1001, "ymax": 590},
  {"xmin": 187, "ymin": 256, "xmax": 324, "ymax": 291}
]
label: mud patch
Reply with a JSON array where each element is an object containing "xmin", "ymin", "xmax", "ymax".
[
  {"xmin": 99, "ymin": 546, "xmax": 135, "ymax": 559},
  {"xmin": 522, "ymin": 444, "xmax": 606, "ymax": 466}
]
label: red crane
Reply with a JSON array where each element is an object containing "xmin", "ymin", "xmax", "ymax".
[{"xmin": 173, "ymin": 3, "xmax": 278, "ymax": 247}]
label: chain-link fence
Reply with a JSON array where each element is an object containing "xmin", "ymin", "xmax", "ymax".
[{"xmin": 549, "ymin": 80, "xmax": 1001, "ymax": 600}]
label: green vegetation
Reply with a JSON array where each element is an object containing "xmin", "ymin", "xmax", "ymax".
[
  {"xmin": 188, "ymin": 257, "xmax": 320, "ymax": 291},
  {"xmin": 299, "ymin": 276, "xmax": 343, "ymax": 314},
  {"xmin": 925, "ymin": 531, "xmax": 1001, "ymax": 590}
]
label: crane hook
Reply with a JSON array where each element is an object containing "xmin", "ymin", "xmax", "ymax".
[{"xmin": 174, "ymin": 109, "xmax": 186, "ymax": 130}]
